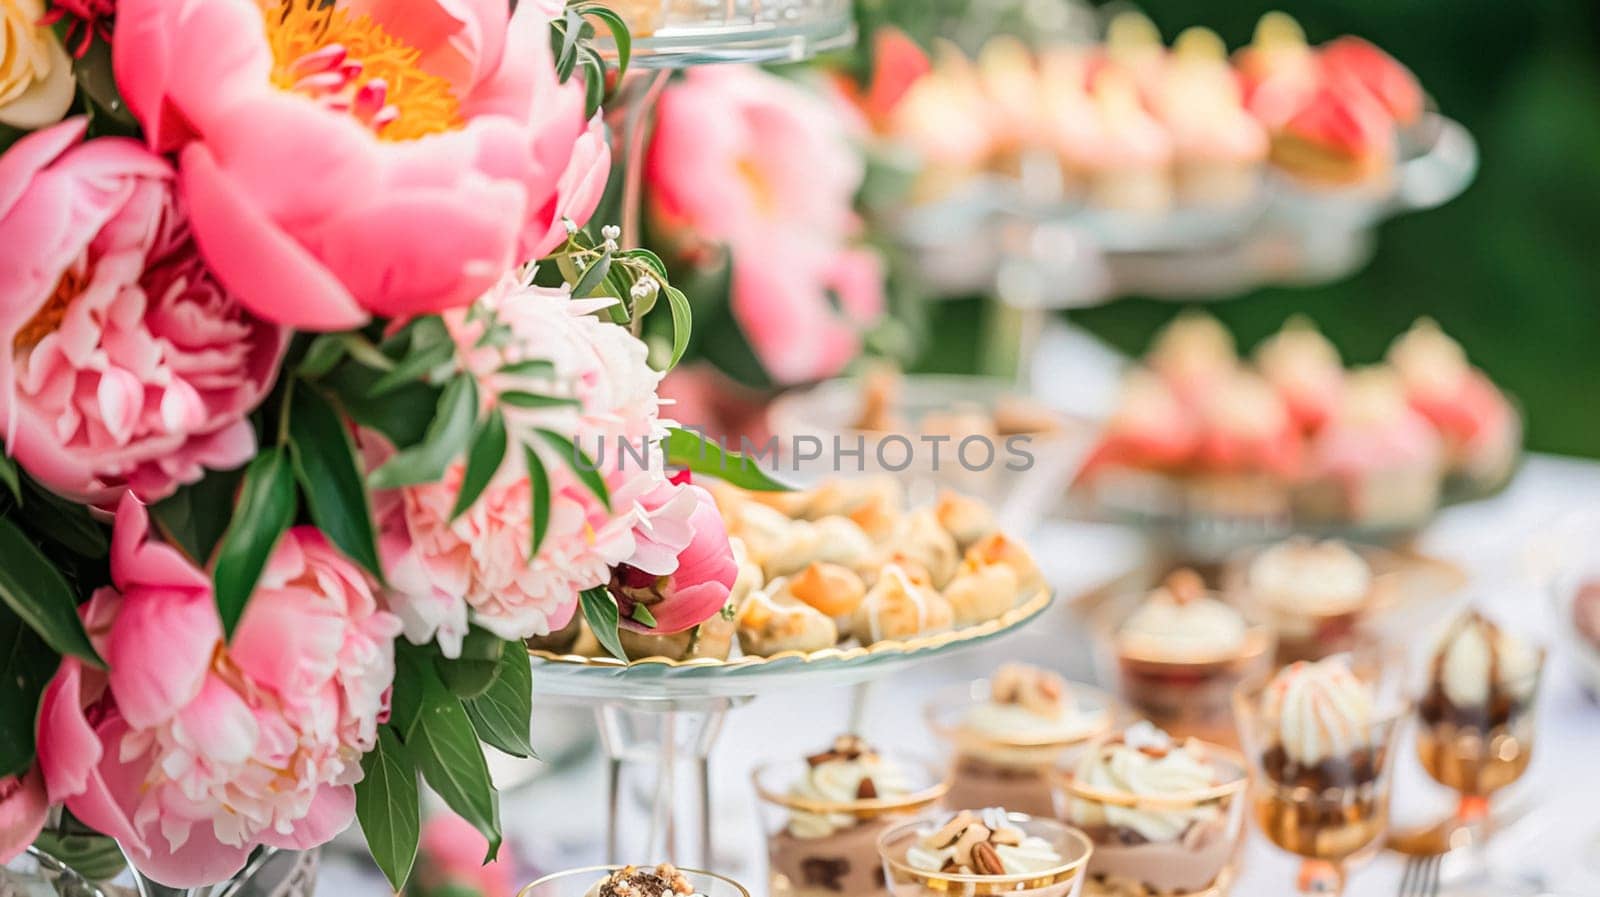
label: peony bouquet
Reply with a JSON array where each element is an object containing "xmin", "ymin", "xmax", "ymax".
[{"xmin": 0, "ymin": 0, "xmax": 773, "ymax": 889}]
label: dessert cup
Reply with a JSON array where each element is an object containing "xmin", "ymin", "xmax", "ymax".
[
  {"xmin": 1054, "ymin": 735, "xmax": 1248, "ymax": 896},
  {"xmin": 1226, "ymin": 540, "xmax": 1396, "ymax": 666},
  {"xmin": 519, "ymin": 865, "xmax": 748, "ymax": 897},
  {"xmin": 1233, "ymin": 655, "xmax": 1409, "ymax": 895},
  {"xmin": 1095, "ymin": 577, "xmax": 1273, "ymax": 748},
  {"xmin": 926, "ymin": 679, "xmax": 1115, "ymax": 818},
  {"xmin": 877, "ymin": 813, "xmax": 1093, "ymax": 897},
  {"xmin": 753, "ymin": 754, "xmax": 950, "ymax": 897}
]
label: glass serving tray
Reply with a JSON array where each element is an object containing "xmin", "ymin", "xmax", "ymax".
[
  {"xmin": 594, "ymin": 0, "xmax": 856, "ymax": 67},
  {"xmin": 527, "ymin": 587, "xmax": 1053, "ymax": 701}
]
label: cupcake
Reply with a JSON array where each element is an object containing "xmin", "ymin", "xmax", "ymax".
[
  {"xmin": 1113, "ymin": 570, "xmax": 1271, "ymax": 746},
  {"xmin": 1319, "ymin": 36, "xmax": 1425, "ymax": 130},
  {"xmin": 1234, "ymin": 11, "xmax": 1322, "ymax": 129},
  {"xmin": 1416, "ymin": 611, "xmax": 1544, "ymax": 796},
  {"xmin": 853, "ymin": 563, "xmax": 954, "ymax": 643},
  {"xmin": 1157, "ymin": 27, "xmax": 1269, "ymax": 207},
  {"xmin": 1243, "ymin": 538, "xmax": 1375, "ymax": 664},
  {"xmin": 1080, "ymin": 69, "xmax": 1174, "ymax": 213},
  {"xmin": 1080, "ymin": 369, "xmax": 1199, "ymax": 480},
  {"xmin": 756, "ymin": 735, "xmax": 946, "ymax": 897},
  {"xmin": 1103, "ymin": 10, "xmax": 1168, "ymax": 99},
  {"xmin": 878, "ymin": 808, "xmax": 1091, "ymax": 897},
  {"xmin": 976, "ymin": 36, "xmax": 1046, "ymax": 174},
  {"xmin": 1147, "ymin": 312, "xmax": 1238, "ymax": 404},
  {"xmin": 1189, "ymin": 371, "xmax": 1303, "ymax": 516},
  {"xmin": 1254, "ymin": 316, "xmax": 1345, "ymax": 433},
  {"xmin": 1060, "ymin": 722, "xmax": 1248, "ymax": 896},
  {"xmin": 739, "ymin": 582, "xmax": 839, "ymax": 656},
  {"xmin": 890, "ymin": 43, "xmax": 997, "ymax": 200},
  {"xmin": 929, "ymin": 665, "xmax": 1111, "ymax": 818},
  {"xmin": 1386, "ymin": 319, "xmax": 1519, "ymax": 488},
  {"xmin": 1301, "ymin": 367, "xmax": 1444, "ymax": 527}
]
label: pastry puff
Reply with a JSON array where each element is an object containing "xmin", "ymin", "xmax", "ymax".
[
  {"xmin": 886, "ymin": 508, "xmax": 961, "ymax": 588},
  {"xmin": 964, "ymin": 533, "xmax": 1044, "ymax": 594},
  {"xmin": 760, "ymin": 515, "xmax": 876, "ymax": 579},
  {"xmin": 804, "ymin": 474, "xmax": 904, "ymax": 520},
  {"xmin": 934, "ymin": 491, "xmax": 999, "ymax": 551},
  {"xmin": 944, "ymin": 557, "xmax": 1020, "ymax": 626},
  {"xmin": 737, "ymin": 581, "xmax": 839, "ymax": 655},
  {"xmin": 786, "ymin": 562, "xmax": 868, "ymax": 629},
  {"xmin": 852, "ymin": 563, "xmax": 954, "ymax": 644}
]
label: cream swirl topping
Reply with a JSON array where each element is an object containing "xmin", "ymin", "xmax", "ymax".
[
  {"xmin": 1387, "ymin": 317, "xmax": 1471, "ymax": 398},
  {"xmin": 1247, "ymin": 538, "xmax": 1371, "ymax": 616},
  {"xmin": 1068, "ymin": 722, "xmax": 1222, "ymax": 842},
  {"xmin": 1262, "ymin": 656, "xmax": 1375, "ymax": 766},
  {"xmin": 906, "ymin": 808, "xmax": 1063, "ymax": 876},
  {"xmin": 1118, "ymin": 571, "xmax": 1248, "ymax": 662},
  {"xmin": 1435, "ymin": 611, "xmax": 1543, "ymax": 707},
  {"xmin": 786, "ymin": 736, "xmax": 912, "ymax": 839},
  {"xmin": 962, "ymin": 664, "xmax": 1107, "ymax": 744}
]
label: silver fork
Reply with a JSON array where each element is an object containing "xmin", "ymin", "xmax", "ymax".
[{"xmin": 1397, "ymin": 853, "xmax": 1444, "ymax": 897}]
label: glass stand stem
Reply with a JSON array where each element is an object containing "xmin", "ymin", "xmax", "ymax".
[{"xmin": 595, "ymin": 698, "xmax": 734, "ymax": 868}]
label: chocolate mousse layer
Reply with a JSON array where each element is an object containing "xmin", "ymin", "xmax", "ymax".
[
  {"xmin": 1081, "ymin": 816, "xmax": 1234, "ymax": 894},
  {"xmin": 946, "ymin": 755, "xmax": 1055, "ymax": 818},
  {"xmin": 768, "ymin": 818, "xmax": 890, "ymax": 897}
]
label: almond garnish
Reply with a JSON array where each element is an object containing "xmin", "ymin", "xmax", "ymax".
[
  {"xmin": 1164, "ymin": 568, "xmax": 1205, "ymax": 605},
  {"xmin": 952, "ymin": 823, "xmax": 991, "ymax": 866},
  {"xmin": 990, "ymin": 826, "xmax": 1023, "ymax": 846},
  {"xmin": 856, "ymin": 777, "xmax": 878, "ymax": 799},
  {"xmin": 922, "ymin": 811, "xmax": 976, "ymax": 849}
]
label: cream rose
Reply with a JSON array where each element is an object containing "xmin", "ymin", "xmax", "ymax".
[{"xmin": 0, "ymin": 0, "xmax": 75, "ymax": 128}]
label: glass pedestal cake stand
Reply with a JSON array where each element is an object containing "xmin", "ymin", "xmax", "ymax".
[{"xmin": 527, "ymin": 588, "xmax": 1052, "ymax": 869}]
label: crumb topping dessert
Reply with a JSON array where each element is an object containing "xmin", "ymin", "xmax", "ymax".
[
  {"xmin": 1117, "ymin": 570, "xmax": 1248, "ymax": 662},
  {"xmin": 586, "ymin": 864, "xmax": 702, "ymax": 897},
  {"xmin": 1260, "ymin": 656, "xmax": 1376, "ymax": 783},
  {"xmin": 787, "ymin": 735, "xmax": 914, "ymax": 838},
  {"xmin": 962, "ymin": 664, "xmax": 1108, "ymax": 744},
  {"xmin": 1247, "ymin": 538, "xmax": 1371, "ymax": 617},
  {"xmin": 1421, "ymin": 611, "xmax": 1542, "ymax": 727},
  {"xmin": 906, "ymin": 809, "xmax": 1063, "ymax": 876}
]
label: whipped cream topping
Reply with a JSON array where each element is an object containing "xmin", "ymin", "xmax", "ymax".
[
  {"xmin": 1200, "ymin": 370, "xmax": 1292, "ymax": 438},
  {"xmin": 586, "ymin": 864, "xmax": 702, "ymax": 897},
  {"xmin": 1247, "ymin": 538, "xmax": 1371, "ymax": 616},
  {"xmin": 787, "ymin": 735, "xmax": 914, "ymax": 839},
  {"xmin": 1069, "ymin": 722, "xmax": 1224, "ymax": 842},
  {"xmin": 1118, "ymin": 571, "xmax": 1248, "ymax": 662},
  {"xmin": 1433, "ymin": 611, "xmax": 1543, "ymax": 708},
  {"xmin": 1256, "ymin": 319, "xmax": 1343, "ymax": 399},
  {"xmin": 1387, "ymin": 318, "xmax": 1472, "ymax": 399},
  {"xmin": 1149, "ymin": 313, "xmax": 1236, "ymax": 389},
  {"xmin": 962, "ymin": 664, "xmax": 1108, "ymax": 744},
  {"xmin": 906, "ymin": 808, "xmax": 1063, "ymax": 876},
  {"xmin": 1261, "ymin": 656, "xmax": 1376, "ymax": 767}
]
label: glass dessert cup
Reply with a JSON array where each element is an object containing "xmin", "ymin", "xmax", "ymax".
[
  {"xmin": 1233, "ymin": 666, "xmax": 1410, "ymax": 895},
  {"xmin": 519, "ymin": 865, "xmax": 749, "ymax": 897},
  {"xmin": 1052, "ymin": 741, "xmax": 1248, "ymax": 897},
  {"xmin": 753, "ymin": 756, "xmax": 951, "ymax": 897},
  {"xmin": 877, "ymin": 813, "xmax": 1093, "ymax": 897},
  {"xmin": 925, "ymin": 681, "xmax": 1116, "ymax": 819}
]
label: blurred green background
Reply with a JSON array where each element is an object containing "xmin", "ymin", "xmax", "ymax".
[{"xmin": 871, "ymin": 0, "xmax": 1600, "ymax": 457}]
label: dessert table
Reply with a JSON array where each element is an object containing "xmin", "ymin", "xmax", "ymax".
[{"xmin": 313, "ymin": 456, "xmax": 1600, "ymax": 897}]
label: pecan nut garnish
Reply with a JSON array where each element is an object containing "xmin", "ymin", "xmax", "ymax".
[{"xmin": 971, "ymin": 841, "xmax": 1006, "ymax": 876}]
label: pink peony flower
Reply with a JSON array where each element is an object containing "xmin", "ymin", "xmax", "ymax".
[
  {"xmin": 731, "ymin": 242, "xmax": 886, "ymax": 384},
  {"xmin": 613, "ymin": 481, "xmax": 737, "ymax": 635},
  {"xmin": 414, "ymin": 812, "xmax": 515, "ymax": 897},
  {"xmin": 377, "ymin": 278, "xmax": 691, "ymax": 652},
  {"xmin": 648, "ymin": 65, "xmax": 862, "ymax": 248},
  {"xmin": 0, "ymin": 119, "xmax": 286, "ymax": 506},
  {"xmin": 0, "ymin": 769, "xmax": 48, "ymax": 865},
  {"xmin": 35, "ymin": 496, "xmax": 401, "ymax": 887},
  {"xmin": 112, "ymin": 0, "xmax": 608, "ymax": 331}
]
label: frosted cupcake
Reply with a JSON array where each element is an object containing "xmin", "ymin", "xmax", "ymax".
[
  {"xmin": 1242, "ymin": 538, "xmax": 1377, "ymax": 664},
  {"xmin": 1254, "ymin": 317, "xmax": 1345, "ymax": 434},
  {"xmin": 1300, "ymin": 367, "xmax": 1444, "ymax": 527},
  {"xmin": 1157, "ymin": 27, "xmax": 1268, "ymax": 207},
  {"xmin": 1387, "ymin": 319, "xmax": 1519, "ymax": 489}
]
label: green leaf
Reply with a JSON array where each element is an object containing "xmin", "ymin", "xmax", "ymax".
[
  {"xmin": 579, "ymin": 48, "xmax": 606, "ymax": 119},
  {"xmin": 499, "ymin": 391, "xmax": 580, "ymax": 409},
  {"xmin": 324, "ymin": 361, "xmax": 439, "ymax": 449},
  {"xmin": 0, "ymin": 606, "xmax": 55, "ymax": 777},
  {"xmin": 621, "ymin": 248, "xmax": 669, "ymax": 280},
  {"xmin": 150, "ymin": 468, "xmax": 243, "ymax": 565},
  {"xmin": 337, "ymin": 333, "xmax": 398, "ymax": 372},
  {"xmin": 412, "ymin": 671, "xmax": 501, "ymax": 861},
  {"xmin": 523, "ymin": 443, "xmax": 550, "ymax": 560},
  {"xmin": 389, "ymin": 646, "xmax": 427, "ymax": 740},
  {"xmin": 0, "ymin": 453, "xmax": 18, "ymax": 503},
  {"xmin": 355, "ymin": 727, "xmax": 420, "ymax": 892},
  {"xmin": 535, "ymin": 429, "xmax": 609, "ymax": 510},
  {"xmin": 0, "ymin": 519, "xmax": 102, "ymax": 666},
  {"xmin": 498, "ymin": 359, "xmax": 557, "ymax": 379},
  {"xmin": 365, "ymin": 340, "xmax": 455, "ymax": 398},
  {"xmin": 289, "ymin": 387, "xmax": 382, "ymax": 580},
  {"xmin": 631, "ymin": 603, "xmax": 657, "ymax": 627},
  {"xmin": 18, "ymin": 480, "xmax": 107, "ymax": 557},
  {"xmin": 367, "ymin": 374, "xmax": 477, "ymax": 490},
  {"xmin": 585, "ymin": 3, "xmax": 631, "ymax": 76},
  {"xmin": 436, "ymin": 628, "xmax": 504, "ymax": 698},
  {"xmin": 212, "ymin": 449, "xmax": 297, "ymax": 638},
  {"xmin": 30, "ymin": 831, "xmax": 128, "ymax": 882},
  {"xmin": 664, "ymin": 285, "xmax": 693, "ymax": 371},
  {"xmin": 664, "ymin": 427, "xmax": 791, "ymax": 492},
  {"xmin": 464, "ymin": 645, "xmax": 534, "ymax": 759},
  {"xmin": 450, "ymin": 409, "xmax": 507, "ymax": 521},
  {"xmin": 297, "ymin": 333, "xmax": 348, "ymax": 378},
  {"xmin": 580, "ymin": 587, "xmax": 625, "ymax": 661}
]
